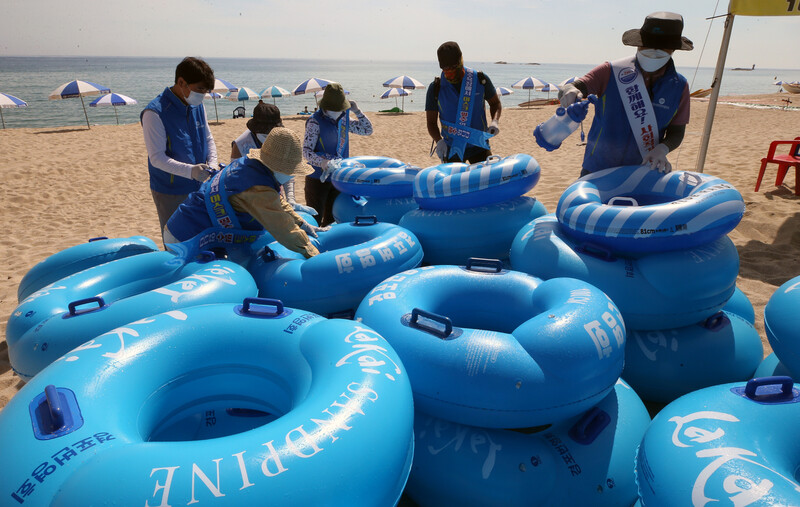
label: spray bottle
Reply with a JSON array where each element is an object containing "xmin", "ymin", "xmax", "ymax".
[{"xmin": 533, "ymin": 94, "xmax": 598, "ymax": 152}]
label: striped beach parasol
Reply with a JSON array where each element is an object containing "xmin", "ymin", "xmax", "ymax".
[
  {"xmin": 48, "ymin": 80, "xmax": 111, "ymax": 128},
  {"xmin": 0, "ymin": 92, "xmax": 28, "ymax": 129}
]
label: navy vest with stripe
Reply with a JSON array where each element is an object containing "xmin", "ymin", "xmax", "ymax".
[
  {"xmin": 166, "ymin": 156, "xmax": 281, "ymax": 241},
  {"xmin": 142, "ymin": 87, "xmax": 209, "ymax": 195},
  {"xmin": 437, "ymin": 75, "xmax": 489, "ymax": 154},
  {"xmin": 583, "ymin": 60, "xmax": 686, "ymax": 174},
  {"xmin": 307, "ymin": 110, "xmax": 349, "ymax": 179}
]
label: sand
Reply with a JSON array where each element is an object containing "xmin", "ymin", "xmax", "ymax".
[{"xmin": 1, "ymin": 93, "xmax": 798, "ymax": 410}]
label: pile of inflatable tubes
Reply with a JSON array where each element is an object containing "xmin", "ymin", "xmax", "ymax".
[
  {"xmin": 754, "ymin": 274, "xmax": 800, "ymax": 378},
  {"xmin": 511, "ymin": 166, "xmax": 762, "ymax": 404},
  {"xmin": 356, "ymin": 259, "xmax": 652, "ymax": 504},
  {"xmin": 401, "ymin": 153, "xmax": 547, "ymax": 265},
  {"xmin": 635, "ymin": 376, "xmax": 800, "ymax": 505},
  {"xmin": 0, "ymin": 299, "xmax": 415, "ymax": 506},
  {"xmin": 330, "ymin": 156, "xmax": 420, "ymax": 224}
]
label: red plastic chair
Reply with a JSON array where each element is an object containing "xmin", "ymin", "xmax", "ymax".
[{"xmin": 755, "ymin": 137, "xmax": 800, "ymax": 195}]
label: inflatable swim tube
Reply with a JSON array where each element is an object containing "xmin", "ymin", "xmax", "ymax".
[
  {"xmin": 333, "ymin": 194, "xmax": 418, "ymax": 225},
  {"xmin": 248, "ymin": 218, "xmax": 423, "ymax": 318},
  {"xmin": 330, "ymin": 156, "xmax": 420, "ymax": 198},
  {"xmin": 355, "ymin": 261, "xmax": 625, "ymax": 428},
  {"xmin": 8, "ymin": 251, "xmax": 257, "ymax": 380},
  {"xmin": 635, "ymin": 377, "xmax": 800, "ymax": 506},
  {"xmin": 400, "ymin": 195, "xmax": 547, "ymax": 266},
  {"xmin": 754, "ymin": 352, "xmax": 794, "ymax": 378},
  {"xmin": 510, "ymin": 215, "xmax": 739, "ymax": 330},
  {"xmin": 556, "ymin": 165, "xmax": 745, "ymax": 254},
  {"xmin": 406, "ymin": 380, "xmax": 650, "ymax": 507},
  {"xmin": 413, "ymin": 153, "xmax": 540, "ymax": 210},
  {"xmin": 623, "ymin": 311, "xmax": 763, "ymax": 404},
  {"xmin": 17, "ymin": 236, "xmax": 159, "ymax": 302},
  {"xmin": 0, "ymin": 300, "xmax": 414, "ymax": 506},
  {"xmin": 764, "ymin": 275, "xmax": 800, "ymax": 378},
  {"xmin": 722, "ymin": 286, "xmax": 755, "ymax": 324}
]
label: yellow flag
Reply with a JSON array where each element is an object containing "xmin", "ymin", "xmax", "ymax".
[{"xmin": 730, "ymin": 0, "xmax": 800, "ymax": 15}]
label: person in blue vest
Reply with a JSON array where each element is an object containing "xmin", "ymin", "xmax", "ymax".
[
  {"xmin": 558, "ymin": 12, "xmax": 693, "ymax": 177},
  {"xmin": 302, "ymin": 83, "xmax": 373, "ymax": 227},
  {"xmin": 164, "ymin": 127, "xmax": 323, "ymax": 259},
  {"xmin": 141, "ymin": 57, "xmax": 219, "ymax": 244},
  {"xmin": 425, "ymin": 41, "xmax": 502, "ymax": 164}
]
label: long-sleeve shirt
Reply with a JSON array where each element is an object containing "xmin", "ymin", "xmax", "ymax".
[
  {"xmin": 229, "ymin": 186, "xmax": 319, "ymax": 258},
  {"xmin": 302, "ymin": 110, "xmax": 373, "ymax": 168},
  {"xmin": 142, "ymin": 108, "xmax": 219, "ymax": 179}
]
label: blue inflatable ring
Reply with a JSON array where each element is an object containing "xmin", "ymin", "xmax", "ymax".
[
  {"xmin": 636, "ymin": 377, "xmax": 800, "ymax": 505},
  {"xmin": 413, "ymin": 153, "xmax": 541, "ymax": 210},
  {"xmin": 355, "ymin": 260, "xmax": 626, "ymax": 428},
  {"xmin": 406, "ymin": 380, "xmax": 651, "ymax": 507},
  {"xmin": 764, "ymin": 275, "xmax": 800, "ymax": 379},
  {"xmin": 8, "ymin": 251, "xmax": 257, "ymax": 380},
  {"xmin": 623, "ymin": 311, "xmax": 763, "ymax": 404},
  {"xmin": 330, "ymin": 156, "xmax": 420, "ymax": 198},
  {"xmin": 17, "ymin": 236, "xmax": 159, "ymax": 302},
  {"xmin": 510, "ymin": 215, "xmax": 739, "ymax": 330},
  {"xmin": 248, "ymin": 218, "xmax": 423, "ymax": 317},
  {"xmin": 333, "ymin": 194, "xmax": 418, "ymax": 225},
  {"xmin": 556, "ymin": 166, "xmax": 745, "ymax": 253},
  {"xmin": 0, "ymin": 300, "xmax": 414, "ymax": 506}
]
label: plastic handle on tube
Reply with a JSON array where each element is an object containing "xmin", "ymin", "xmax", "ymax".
[{"xmin": 409, "ymin": 308, "xmax": 453, "ymax": 339}]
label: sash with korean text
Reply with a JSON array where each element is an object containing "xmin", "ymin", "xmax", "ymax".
[
  {"xmin": 610, "ymin": 55, "xmax": 658, "ymax": 159},
  {"xmin": 203, "ymin": 169, "xmax": 242, "ymax": 230},
  {"xmin": 440, "ymin": 67, "xmax": 492, "ymax": 160}
]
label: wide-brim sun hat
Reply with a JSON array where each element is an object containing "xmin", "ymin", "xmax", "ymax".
[
  {"xmin": 247, "ymin": 102, "xmax": 284, "ymax": 134},
  {"xmin": 318, "ymin": 83, "xmax": 350, "ymax": 112},
  {"xmin": 622, "ymin": 11, "xmax": 693, "ymax": 51},
  {"xmin": 247, "ymin": 127, "xmax": 313, "ymax": 176}
]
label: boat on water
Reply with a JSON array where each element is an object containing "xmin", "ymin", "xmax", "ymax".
[
  {"xmin": 782, "ymin": 83, "xmax": 800, "ymax": 94},
  {"xmin": 519, "ymin": 98, "xmax": 559, "ymax": 107}
]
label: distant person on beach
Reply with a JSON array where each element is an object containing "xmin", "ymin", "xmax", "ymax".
[
  {"xmin": 141, "ymin": 56, "xmax": 218, "ymax": 244},
  {"xmin": 228, "ymin": 103, "xmax": 314, "ymax": 215},
  {"xmin": 426, "ymin": 41, "xmax": 502, "ymax": 164},
  {"xmin": 164, "ymin": 128, "xmax": 323, "ymax": 258},
  {"xmin": 558, "ymin": 12, "xmax": 693, "ymax": 176},
  {"xmin": 302, "ymin": 83, "xmax": 373, "ymax": 226}
]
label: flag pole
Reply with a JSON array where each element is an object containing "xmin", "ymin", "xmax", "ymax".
[{"xmin": 696, "ymin": 10, "xmax": 735, "ymax": 173}]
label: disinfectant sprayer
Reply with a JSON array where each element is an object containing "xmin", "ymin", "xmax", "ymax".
[{"xmin": 533, "ymin": 94, "xmax": 598, "ymax": 152}]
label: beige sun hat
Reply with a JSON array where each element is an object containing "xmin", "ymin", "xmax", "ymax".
[{"xmin": 247, "ymin": 127, "xmax": 313, "ymax": 176}]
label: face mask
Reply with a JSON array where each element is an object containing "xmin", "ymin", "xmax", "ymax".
[
  {"xmin": 256, "ymin": 133, "xmax": 268, "ymax": 144},
  {"xmin": 443, "ymin": 66, "xmax": 464, "ymax": 85},
  {"xmin": 637, "ymin": 49, "xmax": 671, "ymax": 72},
  {"xmin": 324, "ymin": 110, "xmax": 342, "ymax": 121},
  {"xmin": 186, "ymin": 90, "xmax": 205, "ymax": 106},
  {"xmin": 273, "ymin": 171, "xmax": 294, "ymax": 185}
]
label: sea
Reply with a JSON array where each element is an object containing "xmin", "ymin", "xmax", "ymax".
[{"xmin": 0, "ymin": 56, "xmax": 796, "ymax": 129}]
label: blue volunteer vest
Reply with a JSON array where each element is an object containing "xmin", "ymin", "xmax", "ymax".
[
  {"xmin": 307, "ymin": 110, "xmax": 349, "ymax": 179},
  {"xmin": 437, "ymin": 69, "xmax": 490, "ymax": 159},
  {"xmin": 583, "ymin": 60, "xmax": 686, "ymax": 174},
  {"xmin": 166, "ymin": 156, "xmax": 281, "ymax": 242},
  {"xmin": 142, "ymin": 87, "xmax": 209, "ymax": 195}
]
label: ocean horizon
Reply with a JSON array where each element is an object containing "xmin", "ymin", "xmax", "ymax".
[{"xmin": 1, "ymin": 55, "xmax": 797, "ymax": 129}]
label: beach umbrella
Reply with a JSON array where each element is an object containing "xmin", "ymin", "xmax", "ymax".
[
  {"xmin": 560, "ymin": 76, "xmax": 581, "ymax": 87},
  {"xmin": 495, "ymin": 86, "xmax": 514, "ymax": 96},
  {"xmin": 380, "ymin": 87, "xmax": 410, "ymax": 110},
  {"xmin": 511, "ymin": 76, "xmax": 549, "ymax": 105},
  {"xmin": 208, "ymin": 79, "xmax": 238, "ymax": 123},
  {"xmin": 226, "ymin": 87, "xmax": 260, "ymax": 115},
  {"xmin": 314, "ymin": 88, "xmax": 350, "ymax": 98},
  {"xmin": 539, "ymin": 82, "xmax": 560, "ymax": 99},
  {"xmin": 48, "ymin": 80, "xmax": 111, "ymax": 129},
  {"xmin": 88, "ymin": 92, "xmax": 138, "ymax": 125},
  {"xmin": 383, "ymin": 75, "xmax": 426, "ymax": 90},
  {"xmin": 0, "ymin": 92, "xmax": 28, "ymax": 129},
  {"xmin": 259, "ymin": 85, "xmax": 291, "ymax": 105},
  {"xmin": 293, "ymin": 78, "xmax": 333, "ymax": 106},
  {"xmin": 204, "ymin": 92, "xmax": 224, "ymax": 123}
]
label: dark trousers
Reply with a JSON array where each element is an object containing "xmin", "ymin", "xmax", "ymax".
[
  {"xmin": 304, "ymin": 177, "xmax": 340, "ymax": 227},
  {"xmin": 446, "ymin": 148, "xmax": 492, "ymax": 164}
]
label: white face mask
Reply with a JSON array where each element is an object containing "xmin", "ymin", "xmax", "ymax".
[
  {"xmin": 324, "ymin": 110, "xmax": 343, "ymax": 121},
  {"xmin": 256, "ymin": 133, "xmax": 268, "ymax": 144},
  {"xmin": 637, "ymin": 49, "xmax": 671, "ymax": 72},
  {"xmin": 273, "ymin": 171, "xmax": 294, "ymax": 185},
  {"xmin": 186, "ymin": 90, "xmax": 205, "ymax": 106}
]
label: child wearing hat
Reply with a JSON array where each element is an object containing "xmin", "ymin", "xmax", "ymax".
[
  {"xmin": 302, "ymin": 83, "xmax": 373, "ymax": 227},
  {"xmin": 164, "ymin": 127, "xmax": 325, "ymax": 258},
  {"xmin": 558, "ymin": 12, "xmax": 693, "ymax": 176}
]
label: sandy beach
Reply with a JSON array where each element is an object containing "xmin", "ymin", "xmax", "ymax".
[{"xmin": 1, "ymin": 93, "xmax": 798, "ymax": 410}]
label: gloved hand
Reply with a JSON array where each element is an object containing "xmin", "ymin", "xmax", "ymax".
[
  {"xmin": 191, "ymin": 164, "xmax": 213, "ymax": 182},
  {"xmin": 292, "ymin": 202, "xmax": 318, "ymax": 215},
  {"xmin": 300, "ymin": 221, "xmax": 330, "ymax": 238},
  {"xmin": 349, "ymin": 100, "xmax": 360, "ymax": 114},
  {"xmin": 642, "ymin": 143, "xmax": 672, "ymax": 173},
  {"xmin": 432, "ymin": 139, "xmax": 448, "ymax": 162},
  {"xmin": 320, "ymin": 158, "xmax": 342, "ymax": 182},
  {"xmin": 487, "ymin": 120, "xmax": 500, "ymax": 136},
  {"xmin": 558, "ymin": 83, "xmax": 582, "ymax": 108}
]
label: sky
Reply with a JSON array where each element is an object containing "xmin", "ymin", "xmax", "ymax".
[{"xmin": 1, "ymin": 0, "xmax": 798, "ymax": 70}]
